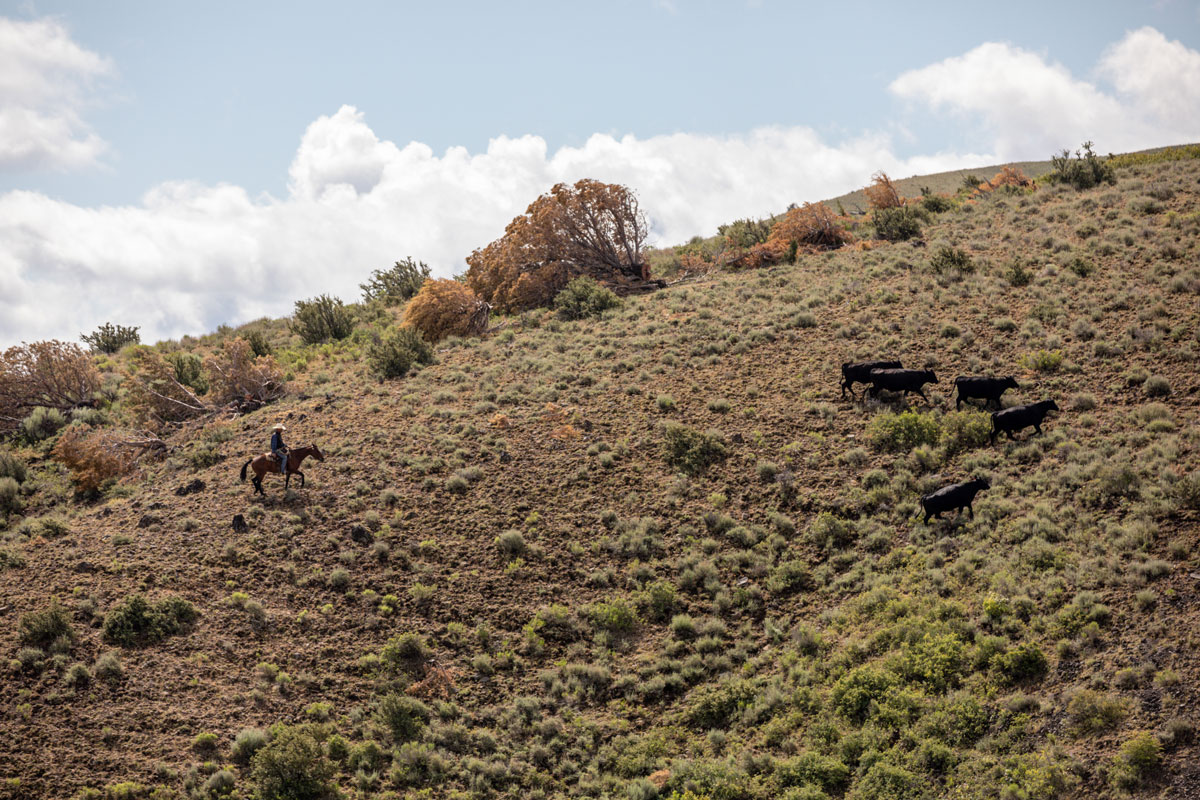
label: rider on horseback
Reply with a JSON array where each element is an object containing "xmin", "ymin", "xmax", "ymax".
[{"xmin": 270, "ymin": 423, "xmax": 288, "ymax": 474}]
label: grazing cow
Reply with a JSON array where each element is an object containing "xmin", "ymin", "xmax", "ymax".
[
  {"xmin": 990, "ymin": 399, "xmax": 1060, "ymax": 443},
  {"xmin": 867, "ymin": 368, "xmax": 939, "ymax": 403},
  {"xmin": 841, "ymin": 359, "xmax": 902, "ymax": 398},
  {"xmin": 954, "ymin": 376, "xmax": 1019, "ymax": 410},
  {"xmin": 921, "ymin": 477, "xmax": 990, "ymax": 524}
]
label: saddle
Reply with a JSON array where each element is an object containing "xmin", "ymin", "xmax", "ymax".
[{"xmin": 267, "ymin": 450, "xmax": 288, "ymax": 465}]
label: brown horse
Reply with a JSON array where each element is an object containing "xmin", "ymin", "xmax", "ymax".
[{"xmin": 239, "ymin": 444, "xmax": 324, "ymax": 495}]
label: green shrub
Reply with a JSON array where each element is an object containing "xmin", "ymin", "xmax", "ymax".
[
  {"xmin": 991, "ymin": 642, "xmax": 1048, "ymax": 686},
  {"xmin": 81, "ymin": 322, "xmax": 140, "ymax": 353},
  {"xmin": 374, "ymin": 693, "xmax": 430, "ymax": 742},
  {"xmin": 101, "ymin": 594, "xmax": 197, "ymax": 646},
  {"xmin": 768, "ymin": 560, "xmax": 813, "ymax": 595},
  {"xmin": 249, "ymin": 726, "xmax": 337, "ymax": 800},
  {"xmin": 554, "ymin": 276, "xmax": 623, "ymax": 320},
  {"xmin": 776, "ymin": 751, "xmax": 851, "ymax": 792},
  {"xmin": 291, "ymin": 294, "xmax": 354, "ymax": 343},
  {"xmin": 903, "ymin": 632, "xmax": 965, "ymax": 693},
  {"xmin": 93, "ymin": 651, "xmax": 124, "ymax": 682},
  {"xmin": 0, "ymin": 448, "xmax": 28, "ymax": 483},
  {"xmin": 366, "ymin": 326, "xmax": 434, "ymax": 379},
  {"xmin": 854, "ymin": 761, "xmax": 923, "ymax": 800},
  {"xmin": 1046, "ymin": 141, "xmax": 1116, "ymax": 190},
  {"xmin": 20, "ymin": 406, "xmax": 67, "ymax": 443},
  {"xmin": 806, "ymin": 512, "xmax": 855, "ymax": 551},
  {"xmin": 873, "ymin": 206, "xmax": 925, "ymax": 241},
  {"xmin": 929, "ymin": 245, "xmax": 973, "ymax": 274},
  {"xmin": 940, "ymin": 410, "xmax": 991, "ymax": 455},
  {"xmin": 495, "ymin": 529, "xmax": 526, "ymax": 557},
  {"xmin": 1005, "ymin": 260, "xmax": 1033, "ymax": 287},
  {"xmin": 589, "ymin": 598, "xmax": 638, "ymax": 634},
  {"xmin": 231, "ymin": 727, "xmax": 269, "ymax": 765},
  {"xmin": 379, "ymin": 633, "xmax": 430, "ymax": 674},
  {"xmin": 1173, "ymin": 471, "xmax": 1200, "ymax": 510},
  {"xmin": 638, "ymin": 580, "xmax": 676, "ymax": 622},
  {"xmin": 663, "ymin": 422, "xmax": 727, "ymax": 476},
  {"xmin": 19, "ymin": 601, "xmax": 74, "ymax": 649},
  {"xmin": 0, "ymin": 476, "xmax": 20, "ymax": 518},
  {"xmin": 360, "ymin": 257, "xmax": 431, "ymax": 305},
  {"xmin": 245, "ymin": 328, "xmax": 273, "ymax": 357},
  {"xmin": 869, "ymin": 411, "xmax": 940, "ymax": 452},
  {"xmin": 163, "ymin": 351, "xmax": 208, "ymax": 394},
  {"xmin": 1109, "ymin": 731, "xmax": 1162, "ymax": 791},
  {"xmin": 1066, "ymin": 689, "xmax": 1127, "ymax": 735},
  {"xmin": 1020, "ymin": 349, "xmax": 1064, "ymax": 373},
  {"xmin": 832, "ymin": 665, "xmax": 898, "ymax": 722},
  {"xmin": 921, "ymin": 194, "xmax": 952, "ymax": 213},
  {"xmin": 1143, "ymin": 375, "xmax": 1171, "ymax": 397},
  {"xmin": 684, "ymin": 679, "xmax": 757, "ymax": 728}
]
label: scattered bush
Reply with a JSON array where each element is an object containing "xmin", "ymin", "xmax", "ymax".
[
  {"xmin": 53, "ymin": 426, "xmax": 148, "ymax": 493},
  {"xmin": 1066, "ymin": 689, "xmax": 1127, "ymax": 734},
  {"xmin": 102, "ymin": 594, "xmax": 197, "ymax": 646},
  {"xmin": 832, "ymin": 665, "xmax": 898, "ymax": 722},
  {"xmin": 1020, "ymin": 349, "xmax": 1064, "ymax": 373},
  {"xmin": 1005, "ymin": 260, "xmax": 1033, "ymax": 287},
  {"xmin": 929, "ymin": 245, "xmax": 973, "ymax": 274},
  {"xmin": 0, "ymin": 448, "xmax": 28, "ymax": 483},
  {"xmin": 662, "ymin": 422, "xmax": 727, "ymax": 476},
  {"xmin": 81, "ymin": 323, "xmax": 140, "ymax": 354},
  {"xmin": 249, "ymin": 726, "xmax": 337, "ymax": 800},
  {"xmin": 360, "ymin": 257, "xmax": 431, "ymax": 305},
  {"xmin": 163, "ymin": 351, "xmax": 209, "ymax": 395},
  {"xmin": 1143, "ymin": 375, "xmax": 1171, "ymax": 397},
  {"xmin": 20, "ymin": 407, "xmax": 67, "ymax": 443},
  {"xmin": 0, "ymin": 476, "xmax": 20, "ymax": 518},
  {"xmin": 869, "ymin": 411, "xmax": 940, "ymax": 452},
  {"xmin": 1173, "ymin": 471, "xmax": 1200, "ymax": 510},
  {"xmin": 940, "ymin": 411, "xmax": 991, "ymax": 455},
  {"xmin": 375, "ymin": 693, "xmax": 431, "ymax": 742},
  {"xmin": 18, "ymin": 601, "xmax": 75, "ymax": 649},
  {"xmin": 1109, "ymin": 732, "xmax": 1162, "ymax": 791},
  {"xmin": 554, "ymin": 276, "xmax": 623, "ymax": 320},
  {"xmin": 291, "ymin": 294, "xmax": 354, "ymax": 344},
  {"xmin": 379, "ymin": 633, "xmax": 431, "ymax": 675},
  {"xmin": 366, "ymin": 327, "xmax": 434, "ymax": 379},
  {"xmin": 767, "ymin": 559, "xmax": 812, "ymax": 595},
  {"xmin": 991, "ymin": 643, "xmax": 1048, "ymax": 686},
  {"xmin": 93, "ymin": 651, "xmax": 124, "ymax": 682},
  {"xmin": 873, "ymin": 206, "xmax": 924, "ymax": 242},
  {"xmin": 1046, "ymin": 141, "xmax": 1116, "ymax": 190}
]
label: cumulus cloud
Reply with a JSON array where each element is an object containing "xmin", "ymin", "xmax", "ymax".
[
  {"xmin": 0, "ymin": 17, "xmax": 112, "ymax": 171},
  {"xmin": 3, "ymin": 26, "xmax": 1198, "ymax": 346},
  {"xmin": 0, "ymin": 105, "xmax": 987, "ymax": 345},
  {"xmin": 890, "ymin": 28, "xmax": 1200, "ymax": 159}
]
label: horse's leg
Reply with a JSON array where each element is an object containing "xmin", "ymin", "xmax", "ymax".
[
  {"xmin": 297, "ymin": 471, "xmax": 305, "ymax": 489},
  {"xmin": 284, "ymin": 473, "xmax": 290, "ymax": 490}
]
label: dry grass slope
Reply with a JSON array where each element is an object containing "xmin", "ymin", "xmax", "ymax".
[{"xmin": 0, "ymin": 152, "xmax": 1198, "ymax": 800}]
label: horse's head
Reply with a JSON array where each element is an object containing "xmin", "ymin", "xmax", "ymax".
[{"xmin": 308, "ymin": 443, "xmax": 325, "ymax": 462}]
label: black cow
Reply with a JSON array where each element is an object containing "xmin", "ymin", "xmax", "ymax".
[
  {"xmin": 921, "ymin": 477, "xmax": 990, "ymax": 524},
  {"xmin": 841, "ymin": 359, "xmax": 902, "ymax": 398},
  {"xmin": 954, "ymin": 376, "xmax": 1019, "ymax": 410},
  {"xmin": 867, "ymin": 368, "xmax": 939, "ymax": 403},
  {"xmin": 990, "ymin": 399, "xmax": 1060, "ymax": 443}
]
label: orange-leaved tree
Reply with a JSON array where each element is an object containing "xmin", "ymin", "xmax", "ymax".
[
  {"xmin": 204, "ymin": 338, "xmax": 286, "ymax": 411},
  {"xmin": 466, "ymin": 179, "xmax": 650, "ymax": 313},
  {"xmin": 864, "ymin": 171, "xmax": 904, "ymax": 210},
  {"xmin": 53, "ymin": 426, "xmax": 165, "ymax": 493},
  {"xmin": 766, "ymin": 203, "xmax": 854, "ymax": 255},
  {"xmin": 402, "ymin": 279, "xmax": 491, "ymax": 342},
  {"xmin": 0, "ymin": 341, "xmax": 100, "ymax": 435}
]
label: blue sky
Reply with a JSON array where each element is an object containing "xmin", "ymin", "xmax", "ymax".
[{"xmin": 1, "ymin": 1, "xmax": 1198, "ymax": 344}]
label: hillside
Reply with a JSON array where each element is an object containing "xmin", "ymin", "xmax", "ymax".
[{"xmin": 2, "ymin": 149, "xmax": 1199, "ymax": 800}]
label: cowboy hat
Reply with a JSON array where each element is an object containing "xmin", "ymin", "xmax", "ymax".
[{"xmin": 272, "ymin": 423, "xmax": 286, "ymax": 431}]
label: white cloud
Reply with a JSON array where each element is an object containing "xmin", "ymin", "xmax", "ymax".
[
  {"xmin": 0, "ymin": 17, "xmax": 112, "ymax": 171},
  {"xmin": 4, "ymin": 26, "xmax": 1199, "ymax": 347},
  {"xmin": 890, "ymin": 29, "xmax": 1200, "ymax": 159},
  {"xmin": 0, "ymin": 105, "xmax": 988, "ymax": 345}
]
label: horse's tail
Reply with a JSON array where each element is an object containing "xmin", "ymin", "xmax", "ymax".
[{"xmin": 240, "ymin": 459, "xmax": 252, "ymax": 482}]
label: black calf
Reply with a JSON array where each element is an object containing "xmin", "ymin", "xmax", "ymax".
[
  {"xmin": 990, "ymin": 399, "xmax": 1060, "ymax": 443},
  {"xmin": 921, "ymin": 477, "xmax": 990, "ymax": 524},
  {"xmin": 841, "ymin": 359, "xmax": 902, "ymax": 398},
  {"xmin": 954, "ymin": 375, "xmax": 1019, "ymax": 410},
  {"xmin": 867, "ymin": 368, "xmax": 939, "ymax": 403}
]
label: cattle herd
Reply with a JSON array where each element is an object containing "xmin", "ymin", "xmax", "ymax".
[{"xmin": 839, "ymin": 359, "xmax": 1062, "ymax": 526}]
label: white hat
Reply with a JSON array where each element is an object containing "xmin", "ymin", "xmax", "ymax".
[{"xmin": 272, "ymin": 423, "xmax": 286, "ymax": 431}]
